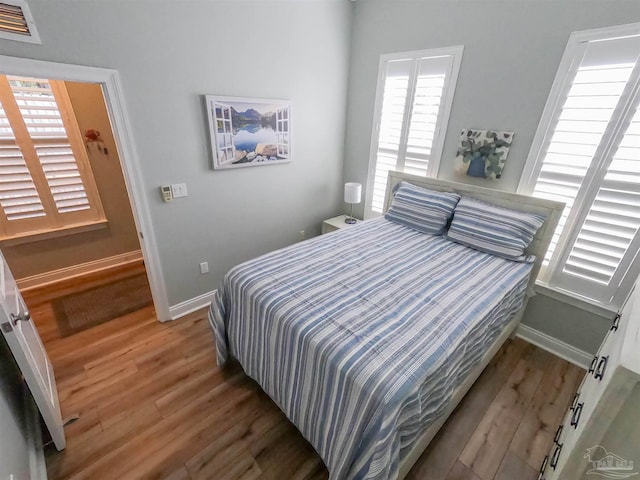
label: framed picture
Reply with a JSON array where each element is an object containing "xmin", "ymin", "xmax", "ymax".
[
  {"xmin": 454, "ymin": 129, "xmax": 513, "ymax": 180},
  {"xmin": 205, "ymin": 95, "xmax": 291, "ymax": 170}
]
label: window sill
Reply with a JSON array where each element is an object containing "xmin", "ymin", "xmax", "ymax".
[
  {"xmin": 534, "ymin": 281, "xmax": 618, "ymax": 319},
  {"xmin": 0, "ymin": 220, "xmax": 108, "ymax": 246}
]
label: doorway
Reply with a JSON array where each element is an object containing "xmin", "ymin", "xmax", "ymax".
[
  {"xmin": 0, "ymin": 55, "xmax": 168, "ymax": 320},
  {"xmin": 1, "ymin": 76, "xmax": 152, "ymax": 340}
]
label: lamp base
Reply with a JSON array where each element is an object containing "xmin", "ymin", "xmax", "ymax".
[{"xmin": 344, "ymin": 217, "xmax": 357, "ymax": 224}]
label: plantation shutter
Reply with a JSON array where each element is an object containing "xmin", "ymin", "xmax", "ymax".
[
  {"xmin": 521, "ymin": 30, "xmax": 640, "ymax": 307},
  {"xmin": 531, "ymin": 62, "xmax": 635, "ymax": 263},
  {"xmin": 370, "ymin": 59, "xmax": 411, "ymax": 213},
  {"xmin": 0, "ymin": 100, "xmax": 46, "ymax": 222},
  {"xmin": 367, "ymin": 48, "xmax": 462, "ymax": 216},
  {"xmin": 555, "ymin": 104, "xmax": 640, "ymax": 303},
  {"xmin": 0, "ymin": 75, "xmax": 105, "ymax": 241}
]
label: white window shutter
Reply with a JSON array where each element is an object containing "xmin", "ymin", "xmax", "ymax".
[
  {"xmin": 370, "ymin": 59, "xmax": 411, "ymax": 214},
  {"xmin": 366, "ymin": 47, "xmax": 463, "ymax": 217},
  {"xmin": 520, "ymin": 24, "xmax": 640, "ymax": 308},
  {"xmin": 8, "ymin": 77, "xmax": 92, "ymax": 214},
  {"xmin": 0, "ymin": 102, "xmax": 45, "ymax": 220},
  {"xmin": 531, "ymin": 63, "xmax": 635, "ymax": 263},
  {"xmin": 556, "ymin": 105, "xmax": 640, "ymax": 303},
  {"xmin": 403, "ymin": 57, "xmax": 448, "ymax": 177}
]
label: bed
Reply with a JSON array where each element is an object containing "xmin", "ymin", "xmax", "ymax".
[{"xmin": 208, "ymin": 171, "xmax": 563, "ymax": 480}]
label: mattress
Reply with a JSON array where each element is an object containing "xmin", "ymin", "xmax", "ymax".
[{"xmin": 209, "ymin": 217, "xmax": 533, "ymax": 480}]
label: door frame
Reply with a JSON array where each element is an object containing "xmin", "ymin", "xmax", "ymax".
[{"xmin": 0, "ymin": 55, "xmax": 170, "ymax": 321}]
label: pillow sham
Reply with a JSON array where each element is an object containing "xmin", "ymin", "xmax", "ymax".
[
  {"xmin": 385, "ymin": 182, "xmax": 460, "ymax": 235},
  {"xmin": 446, "ymin": 197, "xmax": 545, "ymax": 261}
]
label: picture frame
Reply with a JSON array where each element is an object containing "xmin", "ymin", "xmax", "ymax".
[
  {"xmin": 205, "ymin": 95, "xmax": 292, "ymax": 170},
  {"xmin": 454, "ymin": 129, "xmax": 513, "ymax": 180}
]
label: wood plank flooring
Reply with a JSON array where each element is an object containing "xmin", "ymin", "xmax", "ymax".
[{"xmin": 30, "ymin": 277, "xmax": 584, "ymax": 480}]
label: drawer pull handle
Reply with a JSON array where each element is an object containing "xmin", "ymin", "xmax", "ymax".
[
  {"xmin": 611, "ymin": 313, "xmax": 620, "ymax": 331},
  {"xmin": 570, "ymin": 392, "xmax": 580, "ymax": 411},
  {"xmin": 550, "ymin": 444, "xmax": 563, "ymax": 470},
  {"xmin": 594, "ymin": 355, "xmax": 609, "ymax": 381},
  {"xmin": 539, "ymin": 454, "xmax": 549, "ymax": 477},
  {"xmin": 571, "ymin": 402, "xmax": 583, "ymax": 428},
  {"xmin": 553, "ymin": 424, "xmax": 563, "ymax": 444},
  {"xmin": 588, "ymin": 355, "xmax": 598, "ymax": 374}
]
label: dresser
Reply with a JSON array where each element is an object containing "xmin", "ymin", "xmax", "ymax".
[{"xmin": 539, "ymin": 282, "xmax": 640, "ymax": 480}]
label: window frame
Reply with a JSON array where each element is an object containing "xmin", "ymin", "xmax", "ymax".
[
  {"xmin": 0, "ymin": 75, "xmax": 106, "ymax": 242},
  {"xmin": 518, "ymin": 22, "xmax": 640, "ymax": 309},
  {"xmin": 364, "ymin": 45, "xmax": 464, "ymax": 219}
]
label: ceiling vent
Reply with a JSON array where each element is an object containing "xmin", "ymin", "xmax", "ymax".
[{"xmin": 0, "ymin": 0, "xmax": 40, "ymax": 44}]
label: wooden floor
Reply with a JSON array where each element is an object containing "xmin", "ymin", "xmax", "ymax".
[{"xmin": 29, "ymin": 276, "xmax": 584, "ymax": 480}]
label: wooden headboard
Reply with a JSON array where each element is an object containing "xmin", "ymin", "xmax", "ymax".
[{"xmin": 384, "ymin": 171, "xmax": 565, "ymax": 292}]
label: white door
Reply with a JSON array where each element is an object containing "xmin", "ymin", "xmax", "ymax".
[{"xmin": 0, "ymin": 251, "xmax": 65, "ymax": 450}]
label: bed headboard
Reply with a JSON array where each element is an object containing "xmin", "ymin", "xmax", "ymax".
[{"xmin": 384, "ymin": 171, "xmax": 565, "ymax": 292}]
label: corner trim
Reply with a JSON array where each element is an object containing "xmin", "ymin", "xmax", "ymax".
[
  {"xmin": 16, "ymin": 250, "xmax": 143, "ymax": 291},
  {"xmin": 169, "ymin": 289, "xmax": 217, "ymax": 321},
  {"xmin": 516, "ymin": 323, "xmax": 592, "ymax": 369}
]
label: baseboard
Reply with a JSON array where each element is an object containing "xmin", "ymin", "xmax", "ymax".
[
  {"xmin": 169, "ymin": 289, "xmax": 217, "ymax": 321},
  {"xmin": 516, "ymin": 323, "xmax": 592, "ymax": 369},
  {"xmin": 17, "ymin": 250, "xmax": 143, "ymax": 291}
]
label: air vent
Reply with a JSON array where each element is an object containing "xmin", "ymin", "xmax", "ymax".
[{"xmin": 0, "ymin": 1, "xmax": 40, "ymax": 44}]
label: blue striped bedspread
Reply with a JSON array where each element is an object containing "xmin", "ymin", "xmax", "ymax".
[{"xmin": 208, "ymin": 217, "xmax": 533, "ymax": 480}]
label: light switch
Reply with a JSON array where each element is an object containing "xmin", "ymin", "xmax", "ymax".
[{"xmin": 171, "ymin": 183, "xmax": 188, "ymax": 198}]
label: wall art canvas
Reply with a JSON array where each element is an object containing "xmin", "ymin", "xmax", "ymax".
[
  {"xmin": 454, "ymin": 129, "xmax": 513, "ymax": 180},
  {"xmin": 205, "ymin": 95, "xmax": 291, "ymax": 170}
]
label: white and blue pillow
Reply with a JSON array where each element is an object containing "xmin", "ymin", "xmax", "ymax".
[
  {"xmin": 446, "ymin": 197, "xmax": 545, "ymax": 261},
  {"xmin": 385, "ymin": 182, "xmax": 460, "ymax": 235}
]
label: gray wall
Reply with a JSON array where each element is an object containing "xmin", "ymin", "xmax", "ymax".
[
  {"xmin": 343, "ymin": 0, "xmax": 640, "ymax": 354},
  {"xmin": 0, "ymin": 337, "xmax": 31, "ymax": 480},
  {"xmin": 0, "ymin": 0, "xmax": 352, "ymax": 305}
]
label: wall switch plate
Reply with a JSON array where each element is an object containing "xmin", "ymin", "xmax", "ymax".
[
  {"xmin": 199, "ymin": 262, "xmax": 209, "ymax": 274},
  {"xmin": 160, "ymin": 185, "xmax": 172, "ymax": 202},
  {"xmin": 171, "ymin": 183, "xmax": 188, "ymax": 198}
]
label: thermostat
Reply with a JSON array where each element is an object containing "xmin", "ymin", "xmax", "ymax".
[{"xmin": 160, "ymin": 185, "xmax": 173, "ymax": 202}]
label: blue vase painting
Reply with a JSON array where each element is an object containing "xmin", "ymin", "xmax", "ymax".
[{"xmin": 455, "ymin": 129, "xmax": 513, "ymax": 180}]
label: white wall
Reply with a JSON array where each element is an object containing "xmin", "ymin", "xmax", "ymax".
[
  {"xmin": 0, "ymin": 0, "xmax": 352, "ymax": 305},
  {"xmin": 343, "ymin": 0, "xmax": 640, "ymax": 354}
]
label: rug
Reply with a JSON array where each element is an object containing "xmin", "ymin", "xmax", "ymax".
[{"xmin": 53, "ymin": 273, "xmax": 153, "ymax": 338}]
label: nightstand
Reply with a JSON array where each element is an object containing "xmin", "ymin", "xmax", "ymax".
[{"xmin": 321, "ymin": 214, "xmax": 361, "ymax": 234}]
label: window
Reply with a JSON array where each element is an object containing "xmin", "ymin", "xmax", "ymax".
[
  {"xmin": 0, "ymin": 75, "xmax": 105, "ymax": 241},
  {"xmin": 519, "ymin": 23, "xmax": 640, "ymax": 308},
  {"xmin": 365, "ymin": 46, "xmax": 463, "ymax": 217}
]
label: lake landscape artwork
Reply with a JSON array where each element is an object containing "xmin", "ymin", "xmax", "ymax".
[{"xmin": 205, "ymin": 95, "xmax": 291, "ymax": 170}]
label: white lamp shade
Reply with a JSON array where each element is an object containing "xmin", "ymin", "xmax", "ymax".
[{"xmin": 344, "ymin": 182, "xmax": 362, "ymax": 204}]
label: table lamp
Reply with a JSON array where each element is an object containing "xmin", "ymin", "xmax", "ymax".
[{"xmin": 344, "ymin": 182, "xmax": 362, "ymax": 224}]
